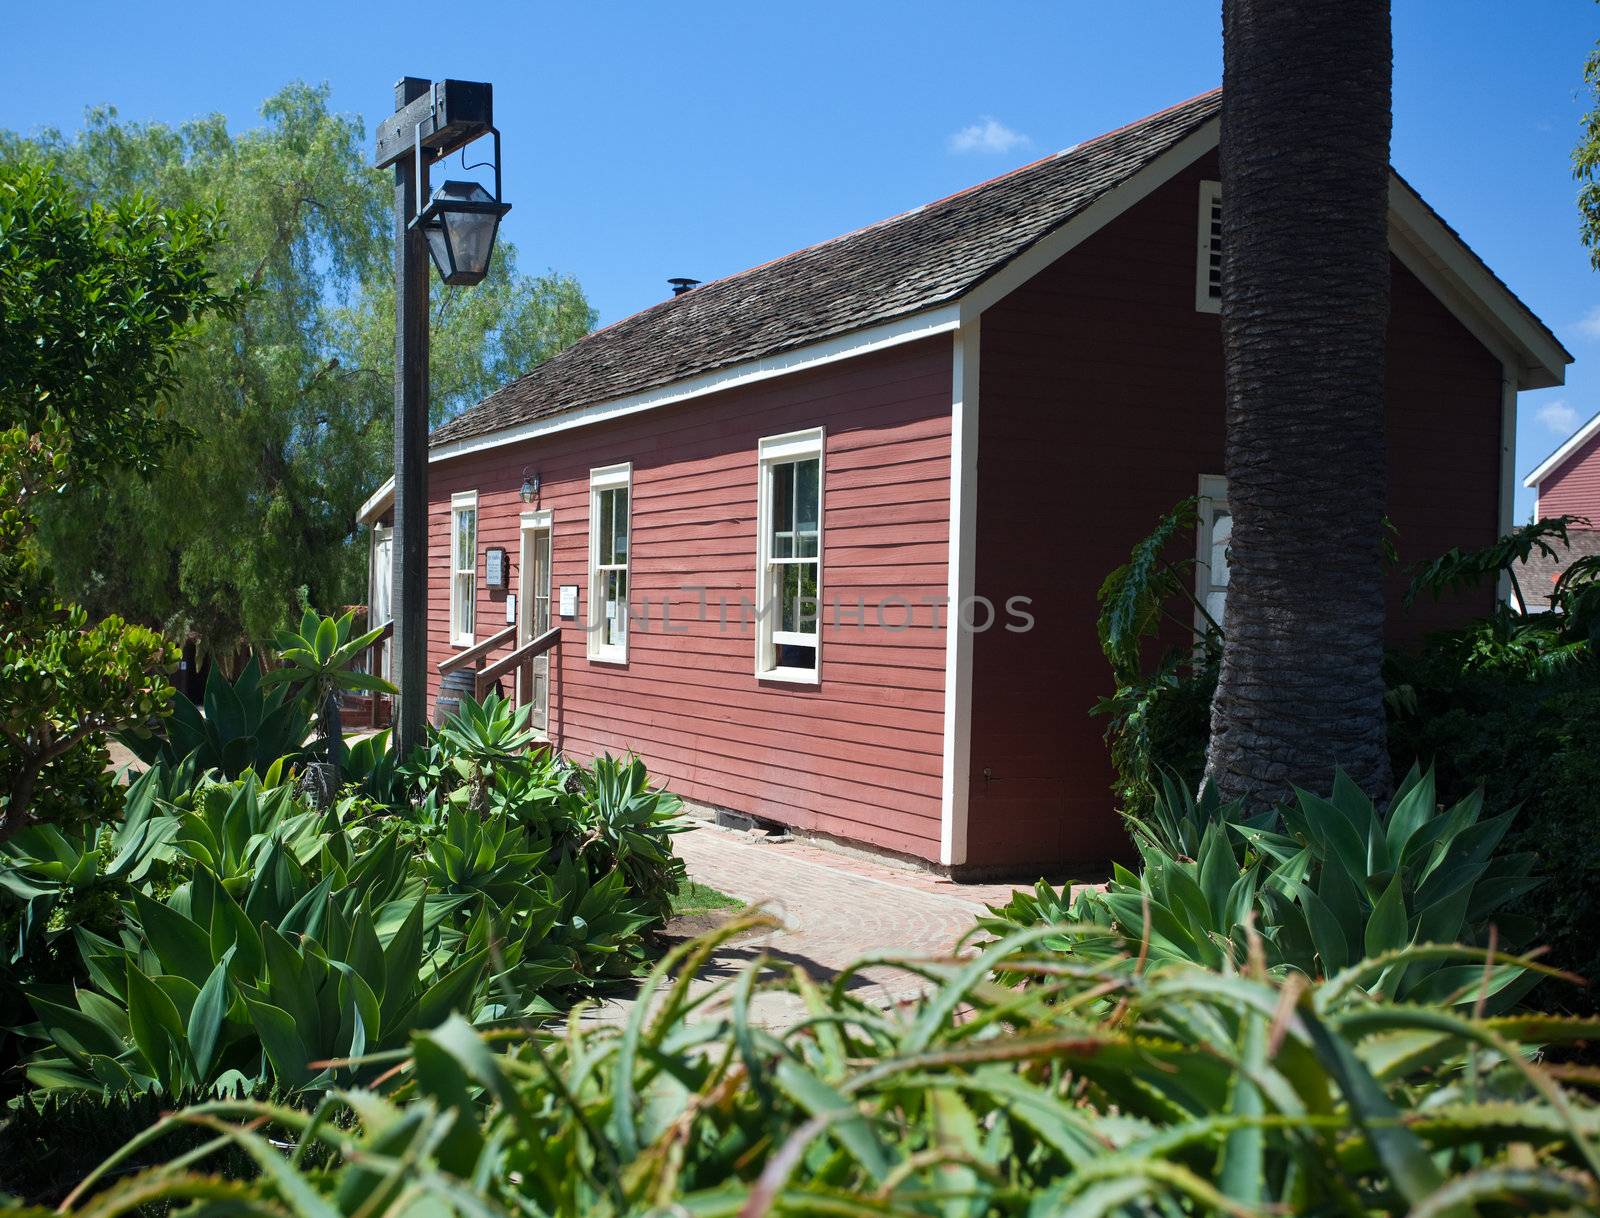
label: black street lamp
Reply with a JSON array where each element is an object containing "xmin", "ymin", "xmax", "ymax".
[
  {"xmin": 420, "ymin": 179, "xmax": 511, "ymax": 286},
  {"xmin": 373, "ymin": 77, "xmax": 509, "ymax": 758}
]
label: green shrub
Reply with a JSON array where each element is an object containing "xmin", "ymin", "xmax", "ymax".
[
  {"xmin": 1388, "ymin": 658, "xmax": 1600, "ymax": 1013},
  {"xmin": 46, "ymin": 923, "xmax": 1600, "ymax": 1216},
  {"xmin": 2, "ymin": 697, "xmax": 692, "ymax": 1104}
]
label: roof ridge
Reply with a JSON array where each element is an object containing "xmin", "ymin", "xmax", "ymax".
[
  {"xmin": 431, "ymin": 88, "xmax": 1226, "ymax": 448},
  {"xmin": 540, "ymin": 88, "xmax": 1224, "ymax": 343}
]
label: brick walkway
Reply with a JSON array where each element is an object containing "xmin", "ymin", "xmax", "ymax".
[{"xmin": 583, "ymin": 823, "xmax": 1072, "ymax": 1027}]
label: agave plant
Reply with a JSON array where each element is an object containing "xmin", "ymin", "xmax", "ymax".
[
  {"xmin": 122, "ymin": 657, "xmax": 312, "ymax": 779},
  {"xmin": 262, "ymin": 609, "xmax": 396, "ymax": 781},
  {"xmin": 53, "ymin": 922, "xmax": 1600, "ymax": 1217},
  {"xmin": 558, "ymin": 753, "xmax": 686, "ymax": 925},
  {"xmin": 984, "ymin": 764, "xmax": 1544, "ymax": 1009},
  {"xmin": 16, "ymin": 833, "xmax": 484, "ymax": 1096}
]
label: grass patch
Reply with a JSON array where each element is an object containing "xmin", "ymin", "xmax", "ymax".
[{"xmin": 671, "ymin": 880, "xmax": 742, "ymax": 918}]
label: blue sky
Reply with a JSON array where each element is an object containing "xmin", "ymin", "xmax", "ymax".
[{"xmin": 4, "ymin": 1, "xmax": 1597, "ymax": 520}]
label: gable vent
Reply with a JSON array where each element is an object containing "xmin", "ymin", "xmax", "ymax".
[{"xmin": 1196, "ymin": 180, "xmax": 1222, "ymax": 313}]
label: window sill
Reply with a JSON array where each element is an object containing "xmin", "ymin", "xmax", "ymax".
[
  {"xmin": 757, "ymin": 666, "xmax": 820, "ymax": 686},
  {"xmin": 588, "ymin": 650, "xmax": 629, "ymax": 666},
  {"xmin": 451, "ymin": 638, "xmax": 475, "ymax": 650}
]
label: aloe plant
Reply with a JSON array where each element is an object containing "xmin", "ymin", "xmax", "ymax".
[{"xmin": 51, "ymin": 923, "xmax": 1600, "ymax": 1217}]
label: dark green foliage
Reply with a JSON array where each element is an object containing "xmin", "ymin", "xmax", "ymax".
[
  {"xmin": 262, "ymin": 608, "xmax": 395, "ymax": 773},
  {"xmin": 2, "ymin": 690, "xmax": 689, "ymax": 1104},
  {"xmin": 1091, "ymin": 497, "xmax": 1223, "ymax": 820},
  {"xmin": 122, "ymin": 656, "xmax": 311, "ymax": 779},
  {"xmin": 1, "ymin": 427, "xmax": 178, "ymax": 840},
  {"xmin": 0, "ymin": 1088, "xmax": 261, "ymax": 1207},
  {"xmin": 8, "ymin": 87, "xmax": 594, "ymax": 659},
  {"xmin": 0, "ymin": 156, "xmax": 237, "ymax": 481},
  {"xmin": 42, "ymin": 924, "xmax": 1600, "ymax": 1216},
  {"xmin": 1388, "ymin": 654, "xmax": 1600, "ymax": 1014}
]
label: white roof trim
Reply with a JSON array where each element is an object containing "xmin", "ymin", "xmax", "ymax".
[
  {"xmin": 357, "ymin": 479, "xmax": 393, "ymax": 526},
  {"xmin": 1387, "ymin": 178, "xmax": 1570, "ymax": 391},
  {"xmin": 1523, "ymin": 409, "xmax": 1600, "ymax": 488},
  {"xmin": 349, "ymin": 119, "xmax": 1566, "ymax": 497},
  {"xmin": 430, "ymin": 305, "xmax": 960, "ymax": 467},
  {"xmin": 959, "ymin": 117, "xmax": 1222, "ymax": 319}
]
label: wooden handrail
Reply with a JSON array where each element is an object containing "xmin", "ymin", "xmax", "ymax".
[
  {"xmin": 475, "ymin": 626, "xmax": 561, "ymax": 699},
  {"xmin": 438, "ymin": 623, "xmax": 517, "ymax": 675},
  {"xmin": 370, "ymin": 618, "xmax": 395, "ymax": 643}
]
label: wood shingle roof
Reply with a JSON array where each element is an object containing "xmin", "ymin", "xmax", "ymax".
[{"xmin": 431, "ymin": 89, "xmax": 1223, "ymax": 447}]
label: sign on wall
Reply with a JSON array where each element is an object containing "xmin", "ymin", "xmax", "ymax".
[
  {"xmin": 558, "ymin": 585, "xmax": 578, "ymax": 618},
  {"xmin": 485, "ymin": 547, "xmax": 507, "ymax": 590}
]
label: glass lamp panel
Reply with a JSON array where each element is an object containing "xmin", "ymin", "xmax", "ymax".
[
  {"xmin": 441, "ymin": 208, "xmax": 498, "ymax": 280},
  {"xmin": 426, "ymin": 224, "xmax": 454, "ymax": 281}
]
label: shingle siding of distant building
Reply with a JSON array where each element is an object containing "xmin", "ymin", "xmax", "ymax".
[{"xmin": 1535, "ymin": 427, "xmax": 1600, "ymax": 523}]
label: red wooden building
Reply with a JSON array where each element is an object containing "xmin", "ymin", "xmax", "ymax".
[{"xmin": 359, "ymin": 90, "xmax": 1570, "ymax": 873}]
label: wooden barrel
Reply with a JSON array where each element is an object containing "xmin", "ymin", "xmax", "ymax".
[
  {"xmin": 433, "ymin": 668, "xmax": 506, "ymax": 726},
  {"xmin": 434, "ymin": 669, "xmax": 478, "ymax": 726}
]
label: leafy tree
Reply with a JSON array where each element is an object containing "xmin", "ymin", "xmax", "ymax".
[
  {"xmin": 1576, "ymin": 16, "xmax": 1600, "ymax": 266},
  {"xmin": 0, "ymin": 158, "xmax": 232, "ymax": 479},
  {"xmin": 1206, "ymin": 1, "xmax": 1395, "ymax": 808},
  {"xmin": 0, "ymin": 158, "xmax": 231, "ymax": 840},
  {"xmin": 3, "ymin": 83, "xmax": 595, "ymax": 662}
]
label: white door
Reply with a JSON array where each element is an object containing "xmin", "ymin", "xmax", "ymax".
[
  {"xmin": 370, "ymin": 526, "xmax": 393, "ymax": 679},
  {"xmin": 519, "ymin": 518, "xmax": 552, "ymax": 731}
]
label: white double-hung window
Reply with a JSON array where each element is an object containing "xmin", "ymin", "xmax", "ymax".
[
  {"xmin": 588, "ymin": 462, "xmax": 631, "ymax": 662},
  {"xmin": 450, "ymin": 490, "xmax": 478, "ymax": 646},
  {"xmin": 755, "ymin": 427, "xmax": 824, "ymax": 682},
  {"xmin": 1195, "ymin": 473, "xmax": 1231, "ymax": 633}
]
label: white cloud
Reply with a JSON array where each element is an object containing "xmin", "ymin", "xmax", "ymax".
[
  {"xmin": 947, "ymin": 117, "xmax": 1030, "ymax": 155},
  {"xmin": 1535, "ymin": 399, "xmax": 1580, "ymax": 436},
  {"xmin": 1573, "ymin": 306, "xmax": 1600, "ymax": 340}
]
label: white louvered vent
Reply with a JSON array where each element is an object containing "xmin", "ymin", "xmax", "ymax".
[{"xmin": 1196, "ymin": 180, "xmax": 1222, "ymax": 313}]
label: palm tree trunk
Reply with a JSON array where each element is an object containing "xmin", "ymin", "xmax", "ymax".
[{"xmin": 1206, "ymin": 0, "xmax": 1395, "ymax": 809}]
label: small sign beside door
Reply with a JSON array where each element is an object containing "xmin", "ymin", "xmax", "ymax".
[
  {"xmin": 484, "ymin": 547, "xmax": 508, "ymax": 590},
  {"xmin": 505, "ymin": 593, "xmax": 517, "ymax": 624},
  {"xmin": 558, "ymin": 585, "xmax": 578, "ymax": 618}
]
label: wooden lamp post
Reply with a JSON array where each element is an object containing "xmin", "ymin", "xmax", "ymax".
[{"xmin": 373, "ymin": 78, "xmax": 511, "ymax": 758}]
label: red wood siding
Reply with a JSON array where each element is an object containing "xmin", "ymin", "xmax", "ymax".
[
  {"xmin": 1536, "ymin": 427, "xmax": 1600, "ymax": 522},
  {"xmin": 965, "ymin": 150, "xmax": 1505, "ymax": 870},
  {"xmin": 426, "ymin": 339, "xmax": 953, "ymax": 861}
]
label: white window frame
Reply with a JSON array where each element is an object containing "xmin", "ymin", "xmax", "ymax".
[
  {"xmin": 1195, "ymin": 474, "xmax": 1230, "ymax": 636},
  {"xmin": 450, "ymin": 490, "xmax": 478, "ymax": 647},
  {"xmin": 1195, "ymin": 179, "xmax": 1222, "ymax": 314},
  {"xmin": 755, "ymin": 427, "xmax": 825, "ymax": 684},
  {"xmin": 587, "ymin": 462, "xmax": 632, "ymax": 663}
]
